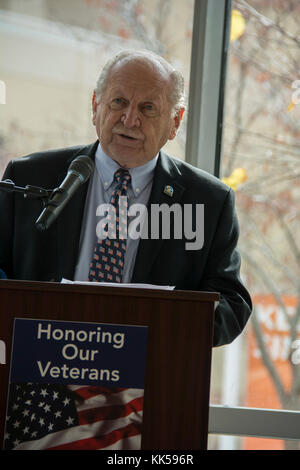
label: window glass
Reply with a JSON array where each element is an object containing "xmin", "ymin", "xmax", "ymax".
[
  {"xmin": 0, "ymin": 0, "xmax": 194, "ymax": 175},
  {"xmin": 210, "ymin": 0, "xmax": 300, "ymax": 450},
  {"xmin": 208, "ymin": 434, "xmax": 300, "ymax": 450}
]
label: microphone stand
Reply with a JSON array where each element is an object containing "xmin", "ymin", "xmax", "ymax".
[
  {"xmin": 0, "ymin": 179, "xmax": 76, "ymax": 231},
  {"xmin": 0, "ymin": 179, "xmax": 53, "ymax": 205},
  {"xmin": 1, "ymin": 155, "xmax": 94, "ymax": 232}
]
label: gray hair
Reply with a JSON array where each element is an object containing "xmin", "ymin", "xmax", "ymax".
[{"xmin": 95, "ymin": 49, "xmax": 186, "ymax": 114}]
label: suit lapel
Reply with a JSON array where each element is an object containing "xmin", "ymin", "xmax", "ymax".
[
  {"xmin": 132, "ymin": 151, "xmax": 186, "ymax": 283},
  {"xmin": 56, "ymin": 141, "xmax": 99, "ymax": 280}
]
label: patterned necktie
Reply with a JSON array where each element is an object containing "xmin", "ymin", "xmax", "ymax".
[{"xmin": 88, "ymin": 168, "xmax": 131, "ymax": 283}]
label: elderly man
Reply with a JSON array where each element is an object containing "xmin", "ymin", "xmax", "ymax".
[{"xmin": 0, "ymin": 50, "xmax": 251, "ymax": 346}]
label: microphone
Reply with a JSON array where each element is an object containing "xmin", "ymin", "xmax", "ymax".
[{"xmin": 35, "ymin": 155, "xmax": 94, "ymax": 231}]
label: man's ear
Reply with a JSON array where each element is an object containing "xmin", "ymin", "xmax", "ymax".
[
  {"xmin": 92, "ymin": 90, "xmax": 98, "ymax": 125},
  {"xmin": 169, "ymin": 107, "xmax": 185, "ymax": 140}
]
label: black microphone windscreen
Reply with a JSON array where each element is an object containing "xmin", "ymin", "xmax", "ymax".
[
  {"xmin": 69, "ymin": 155, "xmax": 95, "ymax": 183},
  {"xmin": 35, "ymin": 154, "xmax": 94, "ymax": 231}
]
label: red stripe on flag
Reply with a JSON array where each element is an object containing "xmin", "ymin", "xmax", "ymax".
[
  {"xmin": 47, "ymin": 422, "xmax": 141, "ymax": 450},
  {"xmin": 78, "ymin": 396, "xmax": 143, "ymax": 425},
  {"xmin": 72, "ymin": 386, "xmax": 128, "ymax": 401}
]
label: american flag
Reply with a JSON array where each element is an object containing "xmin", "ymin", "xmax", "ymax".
[{"xmin": 3, "ymin": 382, "xmax": 143, "ymax": 450}]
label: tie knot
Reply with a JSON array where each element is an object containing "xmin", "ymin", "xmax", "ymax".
[{"xmin": 114, "ymin": 168, "xmax": 131, "ymax": 187}]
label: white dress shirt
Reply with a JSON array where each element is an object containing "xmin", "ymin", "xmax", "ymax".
[{"xmin": 74, "ymin": 142, "xmax": 157, "ymax": 282}]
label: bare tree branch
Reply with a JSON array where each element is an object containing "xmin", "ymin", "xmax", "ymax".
[{"xmin": 236, "ymin": 0, "xmax": 300, "ymax": 47}]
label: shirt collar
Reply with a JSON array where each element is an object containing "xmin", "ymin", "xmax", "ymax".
[{"xmin": 95, "ymin": 141, "xmax": 158, "ymax": 197}]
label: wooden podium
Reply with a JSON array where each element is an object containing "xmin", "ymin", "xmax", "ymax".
[{"xmin": 0, "ymin": 280, "xmax": 218, "ymax": 450}]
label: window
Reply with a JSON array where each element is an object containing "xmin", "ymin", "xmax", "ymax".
[
  {"xmin": 208, "ymin": 0, "xmax": 300, "ymax": 450},
  {"xmin": 0, "ymin": 0, "xmax": 194, "ymax": 175}
]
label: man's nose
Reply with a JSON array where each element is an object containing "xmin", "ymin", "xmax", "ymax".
[{"xmin": 121, "ymin": 106, "xmax": 141, "ymax": 128}]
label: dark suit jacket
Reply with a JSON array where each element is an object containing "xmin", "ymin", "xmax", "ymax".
[{"xmin": 0, "ymin": 141, "xmax": 252, "ymax": 346}]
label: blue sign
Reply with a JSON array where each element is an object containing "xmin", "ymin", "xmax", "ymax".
[{"xmin": 10, "ymin": 319, "xmax": 148, "ymax": 388}]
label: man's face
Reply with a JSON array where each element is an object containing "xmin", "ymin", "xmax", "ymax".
[{"xmin": 92, "ymin": 59, "xmax": 182, "ymax": 168}]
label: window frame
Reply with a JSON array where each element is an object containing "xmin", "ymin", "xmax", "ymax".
[{"xmin": 187, "ymin": 0, "xmax": 300, "ymax": 446}]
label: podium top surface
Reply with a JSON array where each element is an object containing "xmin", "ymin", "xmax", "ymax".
[{"xmin": 0, "ymin": 279, "xmax": 219, "ymax": 303}]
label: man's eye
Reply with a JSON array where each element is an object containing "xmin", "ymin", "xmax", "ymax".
[
  {"xmin": 111, "ymin": 98, "xmax": 125, "ymax": 108},
  {"xmin": 143, "ymin": 103, "xmax": 158, "ymax": 116}
]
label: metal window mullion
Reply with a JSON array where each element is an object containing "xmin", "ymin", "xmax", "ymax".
[
  {"xmin": 209, "ymin": 405, "xmax": 300, "ymax": 441},
  {"xmin": 185, "ymin": 0, "xmax": 231, "ymax": 177}
]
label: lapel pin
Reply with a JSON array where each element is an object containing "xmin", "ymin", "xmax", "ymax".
[{"xmin": 163, "ymin": 185, "xmax": 174, "ymax": 197}]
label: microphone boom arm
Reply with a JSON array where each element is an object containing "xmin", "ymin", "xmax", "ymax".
[
  {"xmin": 0, "ymin": 179, "xmax": 52, "ymax": 203},
  {"xmin": 1, "ymin": 155, "xmax": 94, "ymax": 231}
]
